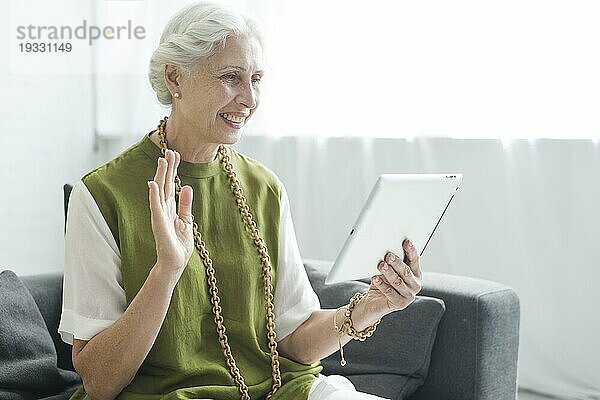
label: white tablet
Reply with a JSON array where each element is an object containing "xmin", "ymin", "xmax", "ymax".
[{"xmin": 325, "ymin": 174, "xmax": 463, "ymax": 284}]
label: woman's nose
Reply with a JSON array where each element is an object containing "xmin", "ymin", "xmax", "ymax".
[{"xmin": 236, "ymin": 82, "xmax": 257, "ymax": 109}]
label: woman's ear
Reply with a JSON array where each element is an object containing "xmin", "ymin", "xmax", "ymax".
[{"xmin": 164, "ymin": 64, "xmax": 181, "ymax": 95}]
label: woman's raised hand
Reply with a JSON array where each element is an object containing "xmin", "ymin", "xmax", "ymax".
[{"xmin": 147, "ymin": 149, "xmax": 195, "ymax": 277}]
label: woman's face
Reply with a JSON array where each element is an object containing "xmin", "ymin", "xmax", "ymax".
[{"xmin": 173, "ymin": 35, "xmax": 263, "ymax": 145}]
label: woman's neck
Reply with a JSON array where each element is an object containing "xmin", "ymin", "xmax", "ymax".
[{"xmin": 150, "ymin": 115, "xmax": 219, "ymax": 164}]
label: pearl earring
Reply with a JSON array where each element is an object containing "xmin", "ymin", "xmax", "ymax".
[{"xmin": 173, "ymin": 92, "xmax": 180, "ymax": 99}]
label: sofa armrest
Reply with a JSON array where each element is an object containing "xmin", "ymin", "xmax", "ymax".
[{"xmin": 407, "ymin": 271, "xmax": 520, "ymax": 400}]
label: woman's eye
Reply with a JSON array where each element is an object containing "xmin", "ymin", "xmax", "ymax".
[
  {"xmin": 221, "ymin": 72, "xmax": 261, "ymax": 87},
  {"xmin": 221, "ymin": 73, "xmax": 238, "ymax": 82}
]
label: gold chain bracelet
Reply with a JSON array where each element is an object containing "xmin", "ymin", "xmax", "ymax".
[{"xmin": 333, "ymin": 292, "xmax": 382, "ymax": 366}]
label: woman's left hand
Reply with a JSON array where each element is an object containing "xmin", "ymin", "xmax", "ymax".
[{"xmin": 363, "ymin": 239, "xmax": 423, "ymax": 317}]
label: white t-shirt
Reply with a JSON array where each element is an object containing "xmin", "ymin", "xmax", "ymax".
[{"xmin": 58, "ymin": 179, "xmax": 321, "ymax": 345}]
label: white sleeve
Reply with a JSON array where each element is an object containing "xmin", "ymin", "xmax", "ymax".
[
  {"xmin": 58, "ymin": 180, "xmax": 126, "ymax": 345},
  {"xmin": 274, "ymin": 182, "xmax": 321, "ymax": 341}
]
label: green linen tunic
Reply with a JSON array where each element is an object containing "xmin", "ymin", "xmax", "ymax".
[{"xmin": 69, "ymin": 133, "xmax": 322, "ymax": 400}]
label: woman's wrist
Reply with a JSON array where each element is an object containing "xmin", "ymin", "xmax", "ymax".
[
  {"xmin": 151, "ymin": 261, "xmax": 183, "ymax": 289},
  {"xmin": 349, "ymin": 295, "xmax": 387, "ymax": 332}
]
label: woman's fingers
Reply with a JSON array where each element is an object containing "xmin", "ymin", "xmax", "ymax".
[
  {"xmin": 148, "ymin": 180, "xmax": 159, "ymax": 214},
  {"xmin": 378, "ymin": 267, "xmax": 413, "ymax": 297},
  {"xmin": 154, "ymin": 157, "xmax": 167, "ymax": 204},
  {"xmin": 370, "ymin": 240, "xmax": 423, "ymax": 312},
  {"xmin": 402, "ymin": 239, "xmax": 422, "ymax": 279},
  {"xmin": 148, "ymin": 180, "xmax": 167, "ymax": 235},
  {"xmin": 382, "ymin": 252, "xmax": 422, "ymax": 293},
  {"xmin": 178, "ymin": 185, "xmax": 194, "ymax": 224},
  {"xmin": 377, "ymin": 260, "xmax": 418, "ymax": 296},
  {"xmin": 173, "ymin": 151, "xmax": 180, "ymax": 190},
  {"xmin": 164, "ymin": 150, "xmax": 174, "ymax": 200},
  {"xmin": 372, "ymin": 274, "xmax": 414, "ymax": 310},
  {"xmin": 153, "ymin": 150, "xmax": 181, "ymax": 207},
  {"xmin": 147, "ymin": 151, "xmax": 194, "ymax": 272},
  {"xmin": 164, "ymin": 150, "xmax": 179, "ymax": 200}
]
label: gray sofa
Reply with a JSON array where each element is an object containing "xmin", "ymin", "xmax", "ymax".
[{"xmin": 5, "ymin": 261, "xmax": 519, "ymax": 400}]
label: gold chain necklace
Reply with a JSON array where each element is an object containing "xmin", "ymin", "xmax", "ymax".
[{"xmin": 156, "ymin": 117, "xmax": 282, "ymax": 400}]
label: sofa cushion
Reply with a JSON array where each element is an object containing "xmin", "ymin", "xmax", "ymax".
[
  {"xmin": 0, "ymin": 270, "xmax": 80, "ymax": 399},
  {"xmin": 20, "ymin": 273, "xmax": 76, "ymax": 373},
  {"xmin": 304, "ymin": 260, "xmax": 446, "ymax": 400}
]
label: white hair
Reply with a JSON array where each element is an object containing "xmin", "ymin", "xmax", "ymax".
[{"xmin": 148, "ymin": 1, "xmax": 262, "ymax": 106}]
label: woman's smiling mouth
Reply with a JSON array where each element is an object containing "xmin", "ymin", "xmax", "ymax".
[{"xmin": 220, "ymin": 113, "xmax": 247, "ymax": 125}]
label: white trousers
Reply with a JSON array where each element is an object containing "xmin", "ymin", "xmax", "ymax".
[{"xmin": 308, "ymin": 374, "xmax": 390, "ymax": 400}]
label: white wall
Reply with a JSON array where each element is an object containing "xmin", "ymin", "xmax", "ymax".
[
  {"xmin": 0, "ymin": 7, "xmax": 96, "ymax": 275},
  {"xmin": 0, "ymin": 83, "xmax": 96, "ymax": 276}
]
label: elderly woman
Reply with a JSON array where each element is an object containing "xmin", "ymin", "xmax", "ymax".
[{"xmin": 59, "ymin": 2, "xmax": 422, "ymax": 400}]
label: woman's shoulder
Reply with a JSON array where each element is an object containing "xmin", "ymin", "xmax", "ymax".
[
  {"xmin": 229, "ymin": 148, "xmax": 282, "ymax": 198},
  {"xmin": 81, "ymin": 135, "xmax": 154, "ymax": 191}
]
